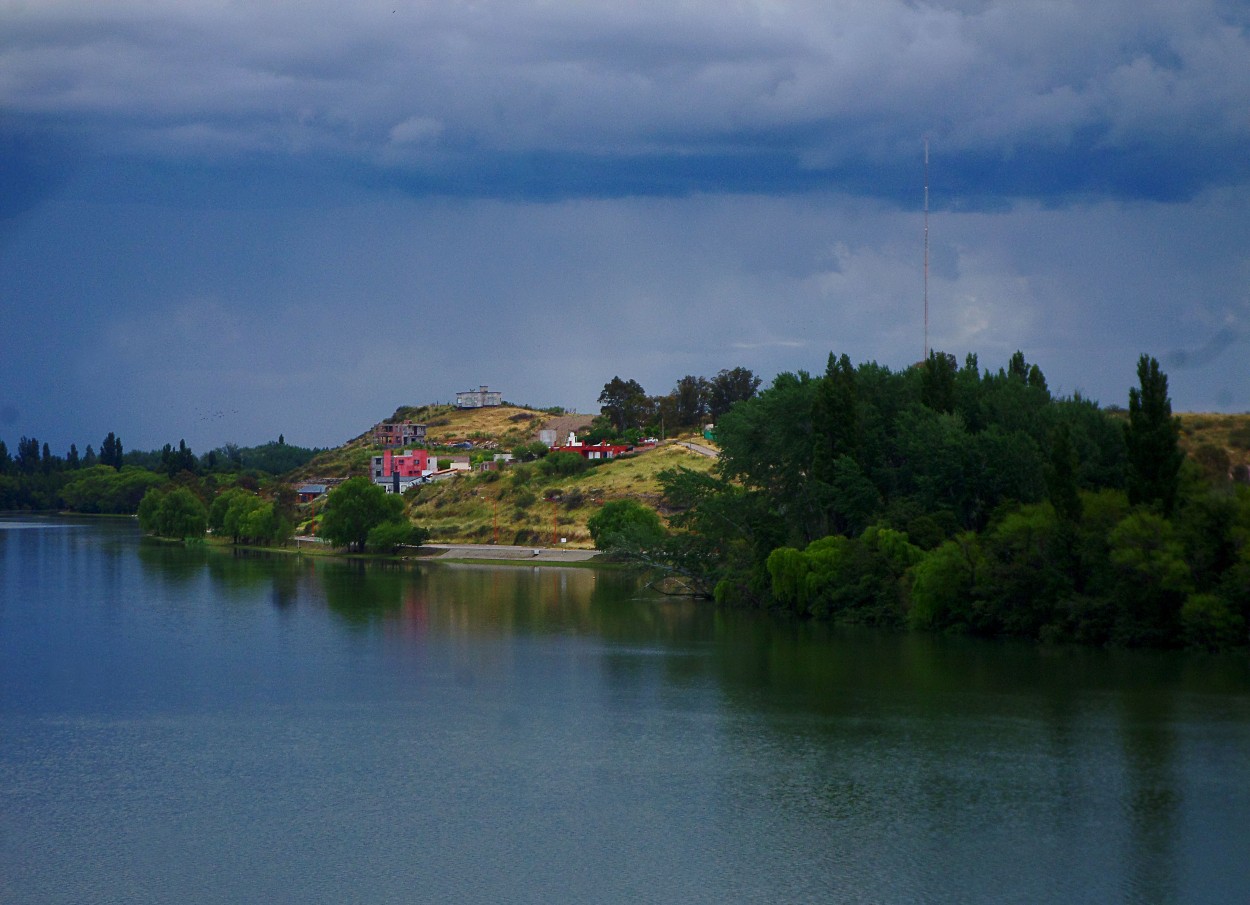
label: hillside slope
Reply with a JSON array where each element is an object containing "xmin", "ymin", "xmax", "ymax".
[{"xmin": 285, "ymin": 402, "xmax": 1249, "ymax": 550}]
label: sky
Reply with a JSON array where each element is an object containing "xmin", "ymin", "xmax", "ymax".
[{"xmin": 2, "ymin": 0, "xmax": 1249, "ymax": 455}]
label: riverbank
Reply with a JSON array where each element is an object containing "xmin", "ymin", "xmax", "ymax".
[{"xmin": 202, "ymin": 533, "xmax": 611, "ymax": 569}]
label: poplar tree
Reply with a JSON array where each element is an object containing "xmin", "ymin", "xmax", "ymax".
[{"xmin": 1124, "ymin": 354, "xmax": 1183, "ymax": 516}]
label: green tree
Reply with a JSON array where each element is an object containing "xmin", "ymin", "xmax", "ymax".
[
  {"xmin": 319, "ymin": 477, "xmax": 406, "ymax": 552},
  {"xmin": 1180, "ymin": 593, "xmax": 1245, "ymax": 651},
  {"xmin": 137, "ymin": 486, "xmax": 207, "ymax": 538},
  {"xmin": 716, "ymin": 371, "xmax": 824, "ymax": 545},
  {"xmin": 672, "ymin": 375, "xmax": 710, "ymax": 428},
  {"xmin": 656, "ymin": 466, "xmax": 786, "ymax": 601},
  {"xmin": 365, "ymin": 519, "xmax": 429, "ymax": 554},
  {"xmin": 707, "ymin": 366, "xmax": 761, "ymax": 421},
  {"xmin": 16, "ymin": 436, "xmax": 40, "ymax": 473},
  {"xmin": 100, "ymin": 432, "xmax": 123, "ymax": 469},
  {"xmin": 511, "ymin": 441, "xmax": 549, "ymax": 462},
  {"xmin": 1124, "ymin": 354, "xmax": 1183, "ymax": 515},
  {"xmin": 920, "ymin": 350, "xmax": 957, "ymax": 414},
  {"xmin": 812, "ymin": 353, "xmax": 858, "ymax": 482},
  {"xmin": 587, "ymin": 499, "xmax": 666, "ymax": 554},
  {"xmin": 538, "ymin": 450, "xmax": 590, "ymax": 478},
  {"xmin": 1108, "ymin": 509, "xmax": 1191, "ymax": 646},
  {"xmin": 1045, "ymin": 424, "xmax": 1083, "ymax": 524},
  {"xmin": 210, "ymin": 487, "xmax": 252, "ymax": 534},
  {"xmin": 907, "ymin": 532, "xmax": 986, "ymax": 632},
  {"xmin": 61, "ymin": 465, "xmax": 164, "ymax": 514},
  {"xmin": 240, "ymin": 501, "xmax": 292, "ymax": 546},
  {"xmin": 977, "ymin": 504, "xmax": 1072, "ymax": 637},
  {"xmin": 598, "ymin": 376, "xmax": 649, "ymax": 433},
  {"xmin": 222, "ymin": 492, "xmax": 265, "ymax": 543}
]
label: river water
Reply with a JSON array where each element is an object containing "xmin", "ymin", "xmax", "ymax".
[{"xmin": 2, "ymin": 516, "xmax": 1249, "ymax": 903}]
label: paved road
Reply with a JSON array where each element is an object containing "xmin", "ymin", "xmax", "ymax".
[
  {"xmin": 418, "ymin": 543, "xmax": 600, "ymax": 562},
  {"xmin": 679, "ymin": 440, "xmax": 719, "ymax": 457}
]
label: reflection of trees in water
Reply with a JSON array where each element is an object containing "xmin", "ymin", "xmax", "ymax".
[
  {"xmin": 136, "ymin": 541, "xmax": 310, "ymax": 611},
  {"xmin": 135, "ymin": 538, "xmax": 210, "ymax": 585},
  {"xmin": 404, "ymin": 564, "xmax": 715, "ymax": 645},
  {"xmin": 319, "ymin": 560, "xmax": 409, "ymax": 624},
  {"xmin": 1118, "ymin": 658, "xmax": 1181, "ymax": 901}
]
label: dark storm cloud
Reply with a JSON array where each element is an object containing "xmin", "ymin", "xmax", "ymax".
[
  {"xmin": 4, "ymin": 0, "xmax": 1249, "ymax": 204},
  {"xmin": 2, "ymin": 1, "xmax": 1249, "ymax": 455}
]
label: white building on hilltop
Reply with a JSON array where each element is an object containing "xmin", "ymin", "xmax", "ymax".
[{"xmin": 456, "ymin": 385, "xmax": 502, "ymax": 408}]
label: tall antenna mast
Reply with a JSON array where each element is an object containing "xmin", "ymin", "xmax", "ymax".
[{"xmin": 923, "ymin": 137, "xmax": 930, "ymax": 362}]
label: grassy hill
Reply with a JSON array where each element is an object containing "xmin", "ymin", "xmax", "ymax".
[
  {"xmin": 284, "ymin": 402, "xmax": 1249, "ymax": 549},
  {"xmin": 406, "ymin": 441, "xmax": 717, "ymax": 548},
  {"xmin": 288, "ymin": 403, "xmax": 580, "ymax": 483},
  {"xmin": 285, "ymin": 403, "xmax": 716, "ymax": 547},
  {"xmin": 1177, "ymin": 412, "xmax": 1250, "ymax": 482}
]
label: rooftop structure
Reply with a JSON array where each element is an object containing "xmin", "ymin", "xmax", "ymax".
[{"xmin": 456, "ymin": 385, "xmax": 502, "ymax": 408}]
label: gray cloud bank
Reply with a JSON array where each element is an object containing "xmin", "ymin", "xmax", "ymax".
[
  {"xmin": 5, "ymin": 0, "xmax": 1250, "ymax": 204},
  {"xmin": 2, "ymin": 1, "xmax": 1248, "ymax": 453}
]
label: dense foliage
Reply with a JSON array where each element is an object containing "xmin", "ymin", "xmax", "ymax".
[
  {"xmin": 137, "ymin": 486, "xmax": 208, "ymax": 539},
  {"xmin": 318, "ymin": 477, "xmax": 427, "ymax": 553},
  {"xmin": 600, "ymin": 352, "xmax": 1248, "ymax": 650},
  {"xmin": 592, "ymin": 367, "xmax": 761, "ymax": 440},
  {"xmin": 0, "ymin": 431, "xmax": 320, "ymax": 513}
]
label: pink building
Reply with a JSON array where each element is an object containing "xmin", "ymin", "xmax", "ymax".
[{"xmin": 372, "ymin": 449, "xmax": 433, "ymax": 492}]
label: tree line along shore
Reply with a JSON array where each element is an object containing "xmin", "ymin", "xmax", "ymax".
[{"xmin": 3, "ymin": 352, "xmax": 1249, "ymax": 651}]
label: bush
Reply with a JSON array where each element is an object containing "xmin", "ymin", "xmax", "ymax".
[
  {"xmin": 538, "ymin": 451, "xmax": 589, "ymax": 478},
  {"xmin": 1181, "ymin": 593, "xmax": 1246, "ymax": 651},
  {"xmin": 511, "ymin": 441, "xmax": 549, "ymax": 462},
  {"xmin": 366, "ymin": 519, "xmax": 430, "ymax": 554},
  {"xmin": 587, "ymin": 499, "xmax": 665, "ymax": 553}
]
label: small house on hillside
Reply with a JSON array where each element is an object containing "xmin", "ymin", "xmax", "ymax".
[
  {"xmin": 553, "ymin": 441, "xmax": 631, "ymax": 461},
  {"xmin": 373, "ymin": 419, "xmax": 427, "ymax": 448},
  {"xmin": 296, "ymin": 484, "xmax": 327, "ymax": 503}
]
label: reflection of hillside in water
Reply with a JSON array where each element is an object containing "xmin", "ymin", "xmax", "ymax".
[{"xmin": 114, "ymin": 533, "xmax": 1250, "ymax": 901}]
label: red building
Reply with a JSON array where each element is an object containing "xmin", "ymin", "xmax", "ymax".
[
  {"xmin": 552, "ymin": 443, "xmax": 631, "ymax": 460},
  {"xmin": 372, "ymin": 450, "xmax": 433, "ymax": 492}
]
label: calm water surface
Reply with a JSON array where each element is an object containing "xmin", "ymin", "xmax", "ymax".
[{"xmin": 2, "ymin": 516, "xmax": 1249, "ymax": 903}]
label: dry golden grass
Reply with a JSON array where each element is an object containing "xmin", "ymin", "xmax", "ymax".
[
  {"xmin": 288, "ymin": 403, "xmax": 581, "ymax": 481},
  {"xmin": 1178, "ymin": 412, "xmax": 1250, "ymax": 480},
  {"xmin": 405, "ymin": 441, "xmax": 717, "ymax": 548}
]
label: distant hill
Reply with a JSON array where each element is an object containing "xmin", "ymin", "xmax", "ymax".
[
  {"xmin": 287, "ymin": 404, "xmax": 592, "ymax": 483},
  {"xmin": 1177, "ymin": 412, "xmax": 1250, "ymax": 482}
]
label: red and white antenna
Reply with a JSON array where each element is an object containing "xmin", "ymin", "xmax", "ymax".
[{"xmin": 923, "ymin": 137, "xmax": 930, "ymax": 362}]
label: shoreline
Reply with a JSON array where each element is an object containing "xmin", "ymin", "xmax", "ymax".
[{"xmin": 195, "ymin": 534, "xmax": 614, "ymax": 570}]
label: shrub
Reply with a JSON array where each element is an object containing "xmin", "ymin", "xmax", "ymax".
[
  {"xmin": 587, "ymin": 499, "xmax": 665, "ymax": 553},
  {"xmin": 538, "ymin": 451, "xmax": 589, "ymax": 478},
  {"xmin": 366, "ymin": 520, "xmax": 430, "ymax": 554},
  {"xmin": 1181, "ymin": 593, "xmax": 1246, "ymax": 651}
]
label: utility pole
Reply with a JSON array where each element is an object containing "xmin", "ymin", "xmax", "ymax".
[{"xmin": 923, "ymin": 137, "xmax": 930, "ymax": 363}]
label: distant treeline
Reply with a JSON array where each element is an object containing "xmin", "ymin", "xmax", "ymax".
[
  {"xmin": 0, "ymin": 433, "xmax": 321, "ymax": 512},
  {"xmin": 603, "ymin": 351, "xmax": 1249, "ymax": 651}
]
